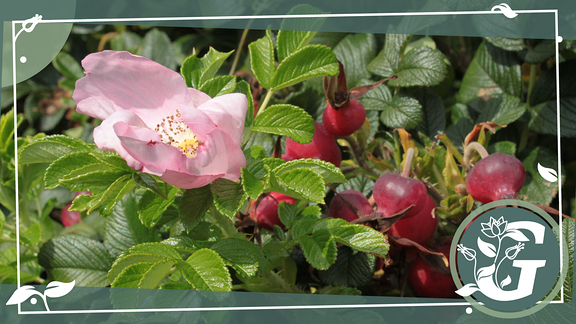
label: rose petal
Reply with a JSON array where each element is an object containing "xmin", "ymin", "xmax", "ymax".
[
  {"xmin": 188, "ymin": 88, "xmax": 212, "ymax": 107},
  {"xmin": 158, "ymin": 170, "xmax": 224, "ymax": 189},
  {"xmin": 73, "ymin": 51, "xmax": 191, "ymax": 126},
  {"xmin": 93, "ymin": 110, "xmax": 147, "ymax": 170},
  {"xmin": 196, "ymin": 93, "xmax": 247, "ymax": 142},
  {"xmin": 178, "ymin": 104, "xmax": 217, "ymax": 142},
  {"xmin": 113, "ymin": 121, "xmax": 187, "ymax": 174}
]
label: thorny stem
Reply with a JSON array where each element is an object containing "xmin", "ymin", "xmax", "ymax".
[
  {"xmin": 401, "ymin": 148, "xmax": 415, "ymax": 178},
  {"xmin": 463, "ymin": 142, "xmax": 489, "ymax": 170},
  {"xmin": 229, "ymin": 28, "xmax": 250, "ymax": 75}
]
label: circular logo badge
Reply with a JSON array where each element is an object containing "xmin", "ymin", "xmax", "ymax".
[{"xmin": 450, "ymin": 200, "xmax": 567, "ymax": 318}]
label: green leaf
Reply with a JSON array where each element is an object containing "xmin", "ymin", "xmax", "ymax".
[
  {"xmin": 299, "ymin": 233, "xmax": 337, "ymax": 270},
  {"xmin": 488, "ymin": 141, "xmax": 517, "ymax": 156},
  {"xmin": 332, "ymin": 34, "xmax": 377, "ymax": 88},
  {"xmin": 561, "ymin": 218, "xmax": 573, "ymax": 302},
  {"xmin": 413, "ymin": 88, "xmax": 446, "ymax": 139},
  {"xmin": 273, "ymin": 158, "xmax": 346, "ymax": 183},
  {"xmin": 44, "ymin": 152, "xmax": 101, "ymax": 189},
  {"xmin": 367, "ymin": 34, "xmax": 411, "ymax": 78},
  {"xmin": 59, "ymin": 168, "xmax": 128, "ymax": 194},
  {"xmin": 181, "ymin": 47, "xmax": 234, "ymax": 89},
  {"xmin": 484, "ymin": 37, "xmax": 525, "ymax": 52},
  {"xmin": 211, "ymin": 238, "xmax": 265, "ymax": 277},
  {"xmin": 199, "ymin": 75, "xmax": 236, "ymax": 98},
  {"xmin": 104, "ymin": 193, "xmax": 161, "ymax": 258},
  {"xmin": 241, "ymin": 167, "xmax": 266, "ymax": 200},
  {"xmin": 357, "ymin": 79, "xmax": 392, "ymax": 112},
  {"xmin": 138, "ymin": 186, "xmax": 179, "ymax": 227},
  {"xmin": 210, "ymin": 178, "xmax": 247, "ymax": 219},
  {"xmin": 270, "ymin": 168, "xmax": 326, "ymax": 204},
  {"xmin": 85, "ymin": 174, "xmax": 135, "ymax": 215},
  {"xmin": 475, "ymin": 94, "xmax": 526, "ymax": 126},
  {"xmin": 249, "ymin": 34, "xmax": 275, "ymax": 89},
  {"xmin": 337, "ymin": 175, "xmax": 374, "ymax": 198},
  {"xmin": 111, "ymin": 259, "xmax": 174, "ymax": 289},
  {"xmin": 179, "ymin": 186, "xmax": 212, "ymax": 232},
  {"xmin": 141, "ymin": 28, "xmax": 176, "ymax": 70},
  {"xmin": 522, "ymin": 39, "xmax": 558, "ymax": 64},
  {"xmin": 457, "ymin": 41, "xmax": 522, "ymax": 104},
  {"xmin": 291, "ymin": 218, "xmax": 320, "ymax": 239},
  {"xmin": 52, "ymin": 52, "xmax": 84, "ymax": 81},
  {"xmin": 379, "ymin": 93, "xmax": 423, "ymax": 130},
  {"xmin": 388, "ymin": 46, "xmax": 447, "ymax": 87},
  {"xmin": 518, "ymin": 147, "xmax": 562, "ymax": 205},
  {"xmin": 270, "ymin": 45, "xmax": 338, "ymax": 91},
  {"xmin": 251, "ymin": 104, "xmax": 315, "ymax": 143},
  {"xmin": 529, "ymin": 60, "xmax": 576, "ymax": 107},
  {"xmin": 277, "ymin": 4, "xmax": 325, "ymax": 63},
  {"xmin": 181, "ymin": 249, "xmax": 232, "ymax": 291},
  {"xmin": 277, "ymin": 202, "xmax": 299, "ymax": 228},
  {"xmin": 132, "ymin": 173, "xmax": 166, "ymax": 199},
  {"xmin": 21, "ymin": 222, "xmax": 42, "ymax": 248},
  {"xmin": 19, "ymin": 135, "xmax": 91, "ymax": 164},
  {"xmin": 161, "ymin": 236, "xmax": 202, "ymax": 254},
  {"xmin": 319, "ymin": 246, "xmax": 373, "ymax": 287},
  {"xmin": 234, "ymin": 80, "xmax": 255, "ymax": 126},
  {"xmin": 529, "ymin": 98, "xmax": 576, "ymax": 138},
  {"xmin": 38, "ymin": 235, "xmax": 115, "ymax": 287}
]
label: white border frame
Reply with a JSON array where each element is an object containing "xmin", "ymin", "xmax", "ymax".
[{"xmin": 10, "ymin": 6, "xmax": 564, "ymax": 316}]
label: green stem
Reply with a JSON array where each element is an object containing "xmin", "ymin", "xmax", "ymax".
[
  {"xmin": 527, "ymin": 64, "xmax": 537, "ymax": 106},
  {"xmin": 0, "ymin": 237, "xmax": 16, "ymax": 243},
  {"xmin": 256, "ymin": 90, "xmax": 274, "ymax": 117},
  {"xmin": 518, "ymin": 123, "xmax": 529, "ymax": 153},
  {"xmin": 3, "ymin": 223, "xmax": 15, "ymax": 232},
  {"xmin": 229, "ymin": 28, "xmax": 250, "ymax": 75},
  {"xmin": 401, "ymin": 148, "xmax": 415, "ymax": 178},
  {"xmin": 343, "ymin": 135, "xmax": 378, "ymax": 177},
  {"xmin": 432, "ymin": 164, "xmax": 449, "ymax": 197}
]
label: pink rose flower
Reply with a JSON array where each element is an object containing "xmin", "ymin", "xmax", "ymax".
[{"xmin": 72, "ymin": 51, "xmax": 247, "ymax": 189}]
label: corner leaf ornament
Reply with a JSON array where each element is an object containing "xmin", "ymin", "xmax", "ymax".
[{"xmin": 6, "ymin": 280, "xmax": 75, "ymax": 311}]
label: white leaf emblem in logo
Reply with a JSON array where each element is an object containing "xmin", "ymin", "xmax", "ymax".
[
  {"xmin": 44, "ymin": 280, "xmax": 75, "ymax": 298},
  {"xmin": 537, "ymin": 163, "xmax": 558, "ymax": 182}
]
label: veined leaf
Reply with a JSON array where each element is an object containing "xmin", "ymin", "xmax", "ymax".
[
  {"xmin": 251, "ymin": 104, "xmax": 315, "ymax": 144},
  {"xmin": 210, "ymin": 178, "xmax": 247, "ymax": 219},
  {"xmin": 388, "ymin": 46, "xmax": 448, "ymax": 87},
  {"xmin": 199, "ymin": 75, "xmax": 236, "ymax": 98},
  {"xmin": 181, "ymin": 249, "xmax": 232, "ymax": 291},
  {"xmin": 19, "ymin": 135, "xmax": 91, "ymax": 164},
  {"xmin": 272, "ymin": 158, "xmax": 346, "ymax": 183},
  {"xmin": 249, "ymin": 34, "xmax": 275, "ymax": 89},
  {"xmin": 277, "ymin": 4, "xmax": 326, "ymax": 63}
]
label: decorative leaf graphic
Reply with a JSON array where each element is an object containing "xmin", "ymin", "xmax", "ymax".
[
  {"xmin": 477, "ymin": 263, "xmax": 496, "ymax": 280},
  {"xmin": 44, "ymin": 280, "xmax": 75, "ymax": 298},
  {"xmin": 455, "ymin": 283, "xmax": 479, "ymax": 296},
  {"xmin": 537, "ymin": 163, "xmax": 558, "ymax": 182},
  {"xmin": 5, "ymin": 286, "xmax": 41, "ymax": 305},
  {"xmin": 500, "ymin": 275, "xmax": 512, "ymax": 288},
  {"xmin": 477, "ymin": 237, "xmax": 497, "ymax": 258},
  {"xmin": 502, "ymin": 229, "xmax": 529, "ymax": 242}
]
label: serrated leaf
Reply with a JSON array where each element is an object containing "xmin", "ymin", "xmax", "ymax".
[
  {"xmin": 138, "ymin": 186, "xmax": 179, "ymax": 227},
  {"xmin": 210, "ymin": 178, "xmax": 247, "ymax": 219},
  {"xmin": 199, "ymin": 75, "xmax": 236, "ymax": 98},
  {"xmin": 414, "ymin": 88, "xmax": 446, "ymax": 139},
  {"xmin": 314, "ymin": 218, "xmax": 389, "ymax": 257},
  {"xmin": 561, "ymin": 218, "xmax": 573, "ymax": 302},
  {"xmin": 181, "ymin": 249, "xmax": 232, "ymax": 291},
  {"xmin": 211, "ymin": 238, "xmax": 265, "ymax": 277},
  {"xmin": 519, "ymin": 147, "xmax": 562, "ymax": 205},
  {"xmin": 59, "ymin": 168, "xmax": 128, "ymax": 194},
  {"xmin": 529, "ymin": 60, "xmax": 576, "ymax": 107},
  {"xmin": 104, "ymin": 193, "xmax": 161, "ymax": 258},
  {"xmin": 86, "ymin": 174, "xmax": 135, "ymax": 215},
  {"xmin": 529, "ymin": 98, "xmax": 576, "ymax": 138},
  {"xmin": 319, "ymin": 246, "xmax": 373, "ymax": 287},
  {"xmin": 108, "ymin": 254, "xmax": 171, "ymax": 285},
  {"xmin": 277, "ymin": 201, "xmax": 299, "ymax": 228},
  {"xmin": 271, "ymin": 168, "xmax": 326, "ymax": 204},
  {"xmin": 251, "ymin": 104, "xmax": 314, "ymax": 143},
  {"xmin": 179, "ymin": 186, "xmax": 212, "ymax": 232},
  {"xmin": 379, "ymin": 93, "xmax": 423, "ymax": 130},
  {"xmin": 273, "ymin": 158, "xmax": 346, "ymax": 183},
  {"xmin": 181, "ymin": 47, "xmax": 233, "ymax": 89},
  {"xmin": 162, "ymin": 236, "xmax": 203, "ymax": 254},
  {"xmin": 457, "ymin": 41, "xmax": 522, "ymax": 104},
  {"xmin": 277, "ymin": 4, "xmax": 325, "ymax": 63},
  {"xmin": 111, "ymin": 262, "xmax": 154, "ymax": 288},
  {"xmin": 485, "ymin": 37, "xmax": 525, "ymax": 52},
  {"xmin": 38, "ymin": 235, "xmax": 115, "ymax": 287},
  {"xmin": 332, "ymin": 34, "xmax": 377, "ymax": 88},
  {"xmin": 475, "ymin": 94, "xmax": 526, "ymax": 126},
  {"xmin": 388, "ymin": 46, "xmax": 447, "ymax": 87},
  {"xmin": 19, "ymin": 135, "xmax": 91, "ymax": 164},
  {"xmin": 132, "ymin": 173, "xmax": 166, "ymax": 199},
  {"xmin": 241, "ymin": 167, "xmax": 265, "ymax": 200},
  {"xmin": 141, "ymin": 28, "xmax": 176, "ymax": 70},
  {"xmin": 270, "ymin": 45, "xmax": 338, "ymax": 91},
  {"xmin": 368, "ymin": 34, "xmax": 411, "ymax": 78},
  {"xmin": 299, "ymin": 233, "xmax": 337, "ymax": 270},
  {"xmin": 291, "ymin": 219, "xmax": 320, "ymax": 239},
  {"xmin": 522, "ymin": 39, "xmax": 559, "ymax": 64},
  {"xmin": 249, "ymin": 34, "xmax": 275, "ymax": 89},
  {"xmin": 52, "ymin": 52, "xmax": 84, "ymax": 81}
]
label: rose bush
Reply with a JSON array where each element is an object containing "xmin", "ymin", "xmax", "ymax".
[{"xmin": 73, "ymin": 51, "xmax": 247, "ymax": 189}]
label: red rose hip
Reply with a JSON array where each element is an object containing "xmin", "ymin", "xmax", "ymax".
[
  {"xmin": 387, "ymin": 196, "xmax": 437, "ymax": 245},
  {"xmin": 373, "ymin": 173, "xmax": 427, "ymax": 219},
  {"xmin": 466, "ymin": 153, "xmax": 525, "ymax": 204},
  {"xmin": 408, "ymin": 242, "xmax": 458, "ymax": 298},
  {"xmin": 252, "ymin": 192, "xmax": 296, "ymax": 232},
  {"xmin": 61, "ymin": 202, "xmax": 81, "ymax": 227},
  {"xmin": 322, "ymin": 99, "xmax": 366, "ymax": 137},
  {"xmin": 282, "ymin": 122, "xmax": 342, "ymax": 167},
  {"xmin": 327, "ymin": 190, "xmax": 373, "ymax": 223}
]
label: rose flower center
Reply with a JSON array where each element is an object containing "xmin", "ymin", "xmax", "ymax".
[{"xmin": 154, "ymin": 109, "xmax": 202, "ymax": 158}]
